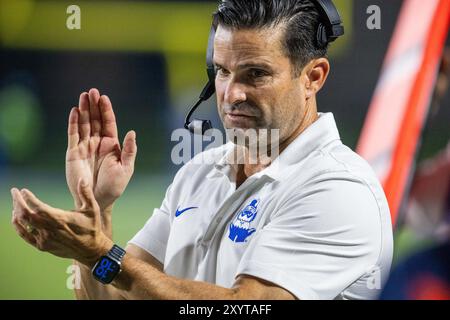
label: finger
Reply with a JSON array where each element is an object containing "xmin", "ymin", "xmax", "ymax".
[
  {"xmin": 11, "ymin": 188, "xmax": 34, "ymax": 221},
  {"xmin": 12, "ymin": 217, "xmax": 38, "ymax": 246},
  {"xmin": 12, "ymin": 189, "xmax": 48, "ymax": 228},
  {"xmin": 77, "ymin": 178, "xmax": 88, "ymax": 209},
  {"xmin": 20, "ymin": 189, "xmax": 60, "ymax": 228},
  {"xmin": 67, "ymin": 107, "xmax": 80, "ymax": 149},
  {"xmin": 78, "ymin": 92, "xmax": 91, "ymax": 139},
  {"xmin": 99, "ymin": 95, "xmax": 118, "ymax": 139},
  {"xmin": 88, "ymin": 88, "xmax": 101, "ymax": 136},
  {"xmin": 11, "ymin": 188, "xmax": 21, "ymax": 220},
  {"xmin": 20, "ymin": 189, "xmax": 51, "ymax": 214},
  {"xmin": 17, "ymin": 207, "xmax": 49, "ymax": 229},
  {"xmin": 11, "ymin": 187, "xmax": 17, "ymax": 210},
  {"xmin": 77, "ymin": 178, "xmax": 99, "ymax": 213},
  {"xmin": 121, "ymin": 130, "xmax": 137, "ymax": 169}
]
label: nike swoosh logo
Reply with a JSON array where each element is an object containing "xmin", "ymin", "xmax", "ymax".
[{"xmin": 175, "ymin": 206, "xmax": 198, "ymax": 217}]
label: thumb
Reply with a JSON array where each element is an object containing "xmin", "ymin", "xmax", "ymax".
[
  {"xmin": 121, "ymin": 130, "xmax": 137, "ymax": 169},
  {"xmin": 77, "ymin": 178, "xmax": 98, "ymax": 212}
]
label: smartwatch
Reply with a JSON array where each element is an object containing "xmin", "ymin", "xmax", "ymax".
[{"xmin": 92, "ymin": 244, "xmax": 126, "ymax": 284}]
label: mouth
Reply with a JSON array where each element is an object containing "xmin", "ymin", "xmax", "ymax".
[
  {"xmin": 226, "ymin": 111, "xmax": 256, "ymax": 117},
  {"xmin": 225, "ymin": 113, "xmax": 257, "ymax": 127},
  {"xmin": 226, "ymin": 113, "xmax": 255, "ymax": 119}
]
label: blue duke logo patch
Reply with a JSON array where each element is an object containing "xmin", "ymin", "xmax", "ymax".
[{"xmin": 228, "ymin": 199, "xmax": 259, "ymax": 243}]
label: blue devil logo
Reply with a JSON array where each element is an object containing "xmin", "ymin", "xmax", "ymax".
[{"xmin": 228, "ymin": 199, "xmax": 259, "ymax": 243}]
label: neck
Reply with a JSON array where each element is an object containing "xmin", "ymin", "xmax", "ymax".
[
  {"xmin": 235, "ymin": 99, "xmax": 318, "ymax": 187},
  {"xmin": 279, "ymin": 100, "xmax": 319, "ymax": 155}
]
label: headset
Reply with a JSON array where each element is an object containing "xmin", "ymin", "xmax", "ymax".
[{"xmin": 184, "ymin": 0, "xmax": 344, "ymax": 135}]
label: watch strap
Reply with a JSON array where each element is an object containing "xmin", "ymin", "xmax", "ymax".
[{"xmin": 107, "ymin": 244, "xmax": 126, "ymax": 262}]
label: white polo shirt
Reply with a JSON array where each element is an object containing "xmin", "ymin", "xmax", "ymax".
[{"xmin": 128, "ymin": 113, "xmax": 393, "ymax": 300}]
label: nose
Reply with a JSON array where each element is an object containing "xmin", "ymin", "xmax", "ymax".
[{"xmin": 224, "ymin": 79, "xmax": 247, "ymax": 106}]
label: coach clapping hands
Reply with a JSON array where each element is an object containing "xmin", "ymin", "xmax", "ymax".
[{"xmin": 11, "ymin": 87, "xmax": 137, "ymax": 261}]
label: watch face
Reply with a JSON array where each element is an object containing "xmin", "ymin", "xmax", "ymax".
[{"xmin": 92, "ymin": 256, "xmax": 120, "ymax": 284}]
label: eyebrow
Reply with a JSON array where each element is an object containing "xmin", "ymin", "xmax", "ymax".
[{"xmin": 214, "ymin": 62, "xmax": 274, "ymax": 71}]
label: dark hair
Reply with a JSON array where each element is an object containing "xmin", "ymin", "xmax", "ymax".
[{"xmin": 215, "ymin": 0, "xmax": 328, "ymax": 75}]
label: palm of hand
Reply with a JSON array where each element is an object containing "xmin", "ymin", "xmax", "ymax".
[{"xmin": 66, "ymin": 90, "xmax": 136, "ymax": 211}]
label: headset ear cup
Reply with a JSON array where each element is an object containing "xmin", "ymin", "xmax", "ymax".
[{"xmin": 316, "ymin": 23, "xmax": 328, "ymax": 48}]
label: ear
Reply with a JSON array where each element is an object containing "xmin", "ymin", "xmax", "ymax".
[{"xmin": 304, "ymin": 58, "xmax": 330, "ymax": 99}]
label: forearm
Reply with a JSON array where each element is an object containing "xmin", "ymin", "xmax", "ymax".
[
  {"xmin": 71, "ymin": 204, "xmax": 235, "ymax": 300},
  {"xmin": 111, "ymin": 255, "xmax": 237, "ymax": 300},
  {"xmin": 73, "ymin": 206, "xmax": 115, "ymax": 299}
]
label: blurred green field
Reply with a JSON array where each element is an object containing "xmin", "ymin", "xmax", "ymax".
[{"xmin": 0, "ymin": 170, "xmax": 168, "ymax": 299}]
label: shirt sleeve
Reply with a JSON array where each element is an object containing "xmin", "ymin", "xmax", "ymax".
[
  {"xmin": 127, "ymin": 184, "xmax": 173, "ymax": 264},
  {"xmin": 235, "ymin": 175, "xmax": 386, "ymax": 300}
]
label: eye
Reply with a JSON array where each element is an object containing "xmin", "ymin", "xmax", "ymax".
[
  {"xmin": 215, "ymin": 66, "xmax": 230, "ymax": 77},
  {"xmin": 249, "ymin": 68, "xmax": 270, "ymax": 79}
]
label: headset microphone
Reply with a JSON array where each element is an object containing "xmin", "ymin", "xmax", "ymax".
[
  {"xmin": 183, "ymin": 16, "xmax": 217, "ymax": 135},
  {"xmin": 184, "ymin": 0, "xmax": 344, "ymax": 135}
]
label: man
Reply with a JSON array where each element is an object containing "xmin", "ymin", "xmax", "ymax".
[{"xmin": 11, "ymin": 0, "xmax": 393, "ymax": 300}]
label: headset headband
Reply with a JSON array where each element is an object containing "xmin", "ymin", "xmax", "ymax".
[{"xmin": 315, "ymin": 0, "xmax": 344, "ymax": 46}]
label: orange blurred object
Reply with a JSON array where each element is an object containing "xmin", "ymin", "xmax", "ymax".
[{"xmin": 357, "ymin": 0, "xmax": 450, "ymax": 227}]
